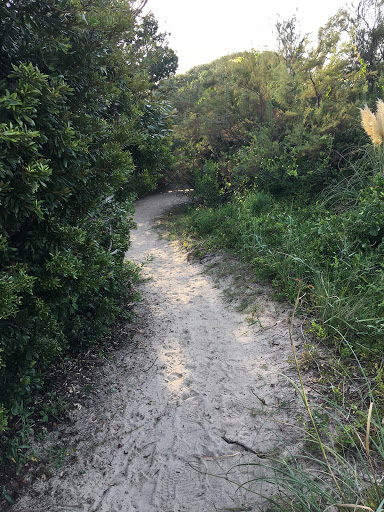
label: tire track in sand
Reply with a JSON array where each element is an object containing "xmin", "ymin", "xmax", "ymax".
[{"xmin": 14, "ymin": 191, "xmax": 302, "ymax": 512}]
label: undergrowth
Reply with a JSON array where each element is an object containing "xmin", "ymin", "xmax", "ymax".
[
  {"xmin": 181, "ymin": 281, "xmax": 384, "ymax": 511},
  {"xmin": 159, "ymin": 149, "xmax": 384, "ymax": 510},
  {"xmin": 162, "ymin": 177, "xmax": 384, "ymax": 358},
  {"xmin": 0, "ymin": 261, "xmax": 142, "ymax": 506}
]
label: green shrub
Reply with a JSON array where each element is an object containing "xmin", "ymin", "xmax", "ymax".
[
  {"xmin": 0, "ymin": 0, "xmax": 177, "ymax": 470},
  {"xmin": 350, "ymin": 173, "xmax": 384, "ymax": 249},
  {"xmin": 193, "ymin": 160, "xmax": 223, "ymax": 205},
  {"xmin": 242, "ymin": 191, "xmax": 273, "ymax": 216},
  {"xmin": 175, "ymin": 184, "xmax": 384, "ymax": 353}
]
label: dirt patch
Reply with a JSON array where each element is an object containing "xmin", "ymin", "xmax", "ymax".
[{"xmin": 11, "ymin": 191, "xmax": 307, "ymax": 512}]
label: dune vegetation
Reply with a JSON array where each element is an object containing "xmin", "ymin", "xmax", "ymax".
[
  {"xmin": 162, "ymin": 1, "xmax": 384, "ymax": 508},
  {"xmin": 0, "ymin": 0, "xmax": 177, "ymax": 483},
  {"xmin": 2, "ymin": 0, "xmax": 384, "ymax": 509}
]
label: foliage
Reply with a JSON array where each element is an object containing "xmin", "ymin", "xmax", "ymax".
[
  {"xmin": 170, "ymin": 180, "xmax": 384, "ymax": 353},
  {"xmin": 352, "ymin": 0, "xmax": 384, "ymax": 76},
  {"xmin": 232, "ymin": 337, "xmax": 384, "ymax": 512},
  {"xmin": 163, "ymin": 2, "xmax": 384, "ymax": 509},
  {"xmin": 275, "ymin": 14, "xmax": 307, "ymax": 76},
  {"xmin": 0, "ymin": 0, "xmax": 177, "ymax": 475},
  {"xmin": 167, "ymin": 4, "xmax": 369, "ymax": 202},
  {"xmin": 193, "ymin": 160, "xmax": 224, "ymax": 205},
  {"xmin": 164, "ymin": 0, "xmax": 384, "ymax": 353}
]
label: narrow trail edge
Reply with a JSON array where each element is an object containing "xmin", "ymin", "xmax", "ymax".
[{"xmin": 13, "ymin": 191, "xmax": 304, "ymax": 512}]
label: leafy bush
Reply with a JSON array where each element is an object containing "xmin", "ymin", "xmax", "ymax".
[
  {"xmin": 192, "ymin": 160, "xmax": 223, "ymax": 205},
  {"xmin": 0, "ymin": 0, "xmax": 177, "ymax": 463},
  {"xmin": 349, "ymin": 172, "xmax": 384, "ymax": 248},
  {"xmin": 172, "ymin": 173, "xmax": 384, "ymax": 353},
  {"xmin": 241, "ymin": 191, "xmax": 273, "ymax": 216}
]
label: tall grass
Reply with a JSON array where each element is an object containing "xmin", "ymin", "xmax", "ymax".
[
  {"xmin": 162, "ymin": 105, "xmax": 384, "ymax": 511},
  {"xmin": 161, "ymin": 172, "xmax": 384, "ymax": 510},
  {"xmin": 205, "ymin": 291, "xmax": 384, "ymax": 511},
  {"xmin": 169, "ymin": 180, "xmax": 384, "ymax": 354}
]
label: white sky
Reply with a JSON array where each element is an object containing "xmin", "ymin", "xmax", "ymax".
[{"xmin": 144, "ymin": 0, "xmax": 354, "ymax": 73}]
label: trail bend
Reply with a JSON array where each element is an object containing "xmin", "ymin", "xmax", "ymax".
[{"xmin": 14, "ymin": 191, "xmax": 301, "ymax": 512}]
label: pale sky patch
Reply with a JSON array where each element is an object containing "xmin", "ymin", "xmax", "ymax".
[{"xmin": 144, "ymin": 0, "xmax": 353, "ymax": 73}]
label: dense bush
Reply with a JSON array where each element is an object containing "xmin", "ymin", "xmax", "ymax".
[
  {"xmin": 162, "ymin": 3, "xmax": 384, "ymax": 510},
  {"xmin": 163, "ymin": 0, "xmax": 384, "ymax": 356},
  {"xmin": 179, "ymin": 152, "xmax": 384, "ymax": 352},
  {"xmin": 167, "ymin": 5, "xmax": 378, "ymax": 203},
  {"xmin": 0, "ymin": 0, "xmax": 177, "ymax": 437}
]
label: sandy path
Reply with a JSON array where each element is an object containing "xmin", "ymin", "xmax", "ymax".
[{"xmin": 14, "ymin": 191, "xmax": 302, "ymax": 512}]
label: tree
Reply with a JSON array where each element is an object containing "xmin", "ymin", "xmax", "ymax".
[
  {"xmin": 353, "ymin": 0, "xmax": 384, "ymax": 68},
  {"xmin": 135, "ymin": 12, "xmax": 178, "ymax": 83},
  {"xmin": 275, "ymin": 15, "xmax": 307, "ymax": 76}
]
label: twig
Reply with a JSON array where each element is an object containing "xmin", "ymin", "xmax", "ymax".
[
  {"xmin": 250, "ymin": 387, "xmax": 266, "ymax": 405},
  {"xmin": 201, "ymin": 452, "xmax": 240, "ymax": 459},
  {"xmin": 221, "ymin": 435, "xmax": 268, "ymax": 458},
  {"xmin": 143, "ymin": 357, "xmax": 158, "ymax": 372}
]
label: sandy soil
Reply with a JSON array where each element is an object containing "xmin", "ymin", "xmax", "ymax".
[{"xmin": 13, "ymin": 191, "xmax": 304, "ymax": 512}]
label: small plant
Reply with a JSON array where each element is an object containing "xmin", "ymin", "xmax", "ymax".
[
  {"xmin": 46, "ymin": 441, "xmax": 69, "ymax": 470},
  {"xmin": 281, "ymin": 295, "xmax": 384, "ymax": 510},
  {"xmin": 193, "ymin": 160, "xmax": 223, "ymax": 205},
  {"xmin": 2, "ymin": 486, "xmax": 13, "ymax": 504},
  {"xmin": 242, "ymin": 191, "xmax": 273, "ymax": 216},
  {"xmin": 308, "ymin": 320, "xmax": 327, "ymax": 341},
  {"xmin": 298, "ymin": 342, "xmax": 320, "ymax": 370},
  {"xmin": 38, "ymin": 392, "xmax": 65, "ymax": 423}
]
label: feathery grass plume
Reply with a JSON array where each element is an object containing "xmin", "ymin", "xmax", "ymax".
[
  {"xmin": 360, "ymin": 100, "xmax": 384, "ymax": 145},
  {"xmin": 375, "ymin": 99, "xmax": 384, "ymax": 140}
]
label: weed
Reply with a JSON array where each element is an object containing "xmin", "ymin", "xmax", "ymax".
[
  {"xmin": 298, "ymin": 343, "xmax": 321, "ymax": 370},
  {"xmin": 158, "ymin": 175, "xmax": 384, "ymax": 509},
  {"xmin": 2, "ymin": 486, "xmax": 13, "ymax": 504},
  {"xmin": 46, "ymin": 441, "xmax": 69, "ymax": 470},
  {"xmin": 235, "ymin": 298, "xmax": 253, "ymax": 312},
  {"xmin": 246, "ymin": 305, "xmax": 262, "ymax": 326},
  {"xmin": 308, "ymin": 320, "xmax": 327, "ymax": 341},
  {"xmin": 160, "ymin": 188, "xmax": 384, "ymax": 354},
  {"xmin": 38, "ymin": 392, "xmax": 65, "ymax": 423},
  {"xmin": 141, "ymin": 254, "xmax": 155, "ymax": 266},
  {"xmin": 4, "ymin": 401, "xmax": 35, "ymax": 475}
]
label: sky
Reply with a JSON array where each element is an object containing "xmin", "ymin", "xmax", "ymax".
[{"xmin": 143, "ymin": 0, "xmax": 353, "ymax": 74}]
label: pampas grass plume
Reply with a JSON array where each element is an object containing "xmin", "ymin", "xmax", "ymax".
[
  {"xmin": 360, "ymin": 99, "xmax": 384, "ymax": 145},
  {"xmin": 375, "ymin": 99, "xmax": 384, "ymax": 142}
]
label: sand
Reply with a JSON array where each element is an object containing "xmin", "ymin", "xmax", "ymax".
[{"xmin": 13, "ymin": 191, "xmax": 304, "ymax": 512}]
